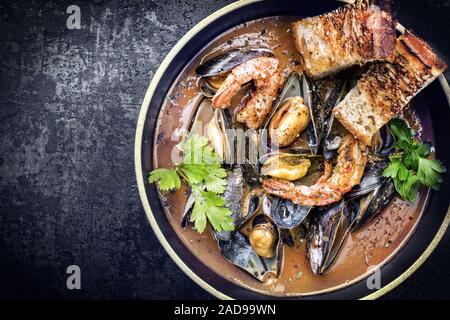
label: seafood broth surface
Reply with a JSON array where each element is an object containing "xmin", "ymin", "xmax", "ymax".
[{"xmin": 153, "ymin": 16, "xmax": 427, "ymax": 296}]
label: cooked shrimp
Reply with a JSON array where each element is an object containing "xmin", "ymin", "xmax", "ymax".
[
  {"xmin": 211, "ymin": 56, "xmax": 283, "ymax": 129},
  {"xmin": 263, "ymin": 135, "xmax": 367, "ymax": 206},
  {"xmin": 315, "ymin": 160, "xmax": 332, "ymax": 184}
]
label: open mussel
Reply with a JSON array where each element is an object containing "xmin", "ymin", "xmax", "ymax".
[
  {"xmin": 188, "ymin": 97, "xmax": 214, "ymax": 136},
  {"xmin": 347, "ymin": 160, "xmax": 396, "ymax": 231},
  {"xmin": 249, "ymin": 214, "xmax": 284, "ymax": 277},
  {"xmin": 187, "ymin": 96, "xmax": 235, "ymax": 164},
  {"xmin": 196, "ymin": 48, "xmax": 273, "ymax": 97},
  {"xmin": 349, "ymin": 179, "xmax": 395, "ymax": 231},
  {"xmin": 260, "ymin": 72, "xmax": 303, "ymax": 153},
  {"xmin": 261, "ymin": 72, "xmax": 345, "ymax": 156},
  {"xmin": 303, "ymin": 76, "xmax": 325, "ymax": 155},
  {"xmin": 217, "ymin": 231, "xmax": 274, "ymax": 282},
  {"xmin": 306, "ymin": 200, "xmax": 354, "ymax": 275},
  {"xmin": 249, "ymin": 215, "xmax": 278, "ymax": 258},
  {"xmin": 268, "ymin": 96, "xmax": 310, "ymax": 148},
  {"xmin": 217, "ymin": 208, "xmax": 284, "ymax": 282}
]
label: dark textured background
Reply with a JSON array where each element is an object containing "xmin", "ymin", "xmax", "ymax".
[{"xmin": 0, "ymin": 0, "xmax": 449, "ymax": 300}]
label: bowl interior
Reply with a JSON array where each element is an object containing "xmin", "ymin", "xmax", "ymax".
[{"xmin": 137, "ymin": 0, "xmax": 450, "ymax": 299}]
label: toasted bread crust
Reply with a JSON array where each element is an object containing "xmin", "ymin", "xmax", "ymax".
[
  {"xmin": 334, "ymin": 30, "xmax": 447, "ymax": 145},
  {"xmin": 291, "ymin": 0, "xmax": 396, "ymax": 79}
]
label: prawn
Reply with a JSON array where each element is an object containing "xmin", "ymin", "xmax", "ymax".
[{"xmin": 212, "ymin": 56, "xmax": 283, "ymax": 129}]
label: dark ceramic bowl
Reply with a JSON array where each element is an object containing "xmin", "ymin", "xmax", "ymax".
[{"xmin": 135, "ymin": 0, "xmax": 450, "ymax": 299}]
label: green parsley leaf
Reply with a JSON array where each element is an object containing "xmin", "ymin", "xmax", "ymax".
[
  {"xmin": 149, "ymin": 134, "xmax": 231, "ymax": 234},
  {"xmin": 180, "ymin": 164, "xmax": 209, "ymax": 185},
  {"xmin": 191, "ymin": 196, "xmax": 208, "ymax": 233},
  {"xmin": 148, "ymin": 168, "xmax": 181, "ymax": 191},
  {"xmin": 385, "ymin": 118, "xmax": 446, "ymax": 202},
  {"xmin": 383, "ymin": 159, "xmax": 401, "ymax": 179},
  {"xmin": 417, "ymin": 158, "xmax": 446, "ymax": 190},
  {"xmin": 403, "ymin": 174, "xmax": 421, "ymax": 202},
  {"xmin": 403, "ymin": 149, "xmax": 419, "ymax": 170},
  {"xmin": 202, "ymin": 191, "xmax": 234, "ymax": 232},
  {"xmin": 203, "ymin": 164, "xmax": 227, "ymax": 193},
  {"xmin": 416, "ymin": 142, "xmax": 431, "ymax": 158},
  {"xmin": 189, "ymin": 191, "xmax": 233, "ymax": 233},
  {"xmin": 390, "ymin": 118, "xmax": 414, "ymax": 142},
  {"xmin": 180, "ymin": 134, "xmax": 221, "ymax": 165},
  {"xmin": 397, "ymin": 162, "xmax": 409, "ymax": 181}
]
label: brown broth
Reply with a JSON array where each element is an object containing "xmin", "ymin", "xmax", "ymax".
[{"xmin": 152, "ymin": 16, "xmax": 427, "ymax": 296}]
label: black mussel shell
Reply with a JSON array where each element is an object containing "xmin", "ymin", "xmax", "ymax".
[
  {"xmin": 303, "ymin": 76, "xmax": 324, "ymax": 155},
  {"xmin": 314, "ymin": 78, "xmax": 346, "ymax": 110},
  {"xmin": 347, "ymin": 160, "xmax": 389, "ymax": 199},
  {"xmin": 280, "ymin": 229, "xmax": 295, "ymax": 247},
  {"xmin": 196, "ymin": 48, "xmax": 273, "ymax": 78},
  {"xmin": 216, "ymin": 231, "xmax": 270, "ymax": 282},
  {"xmin": 320, "ymin": 79, "xmax": 347, "ymax": 160},
  {"xmin": 350, "ymin": 178, "xmax": 396, "ymax": 231},
  {"xmin": 280, "ymin": 224, "xmax": 308, "ymax": 247},
  {"xmin": 306, "ymin": 200, "xmax": 354, "ymax": 275},
  {"xmin": 233, "ymin": 192, "xmax": 261, "ymax": 232},
  {"xmin": 266, "ymin": 196, "xmax": 312, "ymax": 229},
  {"xmin": 214, "ymin": 165, "xmax": 243, "ymax": 241},
  {"xmin": 241, "ymin": 163, "xmax": 261, "ymax": 187},
  {"xmin": 372, "ymin": 124, "xmax": 395, "ymax": 157}
]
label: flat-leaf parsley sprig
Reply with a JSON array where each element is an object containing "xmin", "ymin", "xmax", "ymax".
[
  {"xmin": 148, "ymin": 134, "xmax": 233, "ymax": 233},
  {"xmin": 382, "ymin": 118, "xmax": 446, "ymax": 202}
]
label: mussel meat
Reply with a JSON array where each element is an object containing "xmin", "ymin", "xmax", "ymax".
[
  {"xmin": 306, "ymin": 200, "xmax": 354, "ymax": 275},
  {"xmin": 260, "ymin": 153, "xmax": 311, "ymax": 181},
  {"xmin": 261, "ymin": 72, "xmax": 344, "ymax": 155},
  {"xmin": 249, "ymin": 215, "xmax": 278, "ymax": 258},
  {"xmin": 269, "ymin": 96, "xmax": 310, "ymax": 147},
  {"xmin": 260, "ymin": 72, "xmax": 304, "ymax": 153}
]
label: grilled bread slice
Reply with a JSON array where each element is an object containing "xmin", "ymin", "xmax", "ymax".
[
  {"xmin": 333, "ymin": 30, "xmax": 447, "ymax": 145},
  {"xmin": 291, "ymin": 0, "xmax": 396, "ymax": 79}
]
